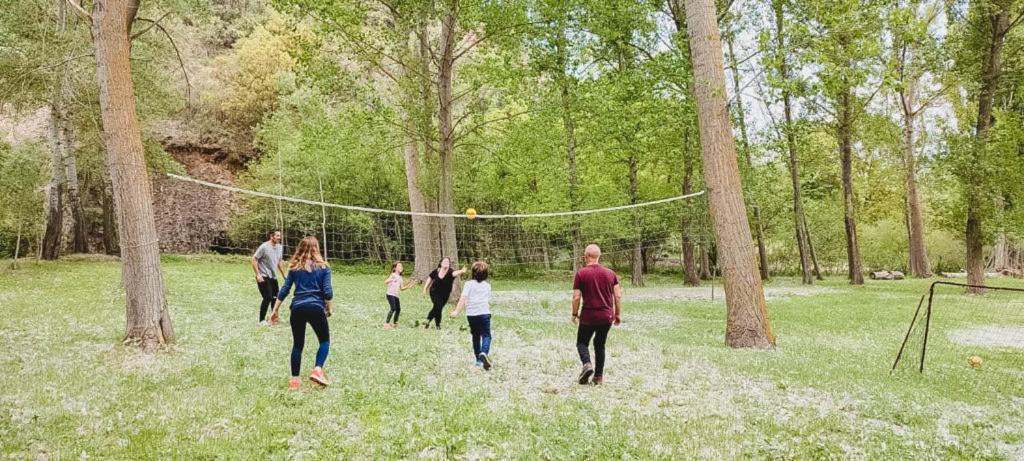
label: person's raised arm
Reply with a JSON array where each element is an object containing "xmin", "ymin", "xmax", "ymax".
[
  {"xmin": 612, "ymin": 284, "xmax": 622, "ymax": 325},
  {"xmin": 385, "ymin": 273, "xmax": 394, "ymax": 285},
  {"xmin": 452, "ymin": 267, "xmax": 468, "ymax": 277}
]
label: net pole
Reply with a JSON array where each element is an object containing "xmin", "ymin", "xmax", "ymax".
[
  {"xmin": 891, "ymin": 293, "xmax": 926, "ymax": 373},
  {"xmin": 12, "ymin": 222, "xmax": 22, "ymax": 269},
  {"xmin": 276, "ymin": 148, "xmax": 285, "ymax": 252},
  {"xmin": 318, "ymin": 174, "xmax": 328, "ymax": 258},
  {"xmin": 919, "ymin": 282, "xmax": 938, "ymax": 372}
]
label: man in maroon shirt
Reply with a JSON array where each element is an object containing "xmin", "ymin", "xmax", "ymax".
[{"xmin": 572, "ymin": 244, "xmax": 622, "ymax": 385}]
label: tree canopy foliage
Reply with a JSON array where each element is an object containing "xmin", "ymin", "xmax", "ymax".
[{"xmin": 1, "ymin": 0, "xmax": 1023, "ymax": 281}]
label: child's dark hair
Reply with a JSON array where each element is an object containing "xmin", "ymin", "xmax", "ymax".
[
  {"xmin": 391, "ymin": 261, "xmax": 403, "ymax": 274},
  {"xmin": 471, "ymin": 261, "xmax": 489, "ymax": 282}
]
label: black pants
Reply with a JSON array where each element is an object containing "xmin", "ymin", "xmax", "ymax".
[
  {"xmin": 426, "ymin": 293, "xmax": 448, "ymax": 328},
  {"xmin": 290, "ymin": 306, "xmax": 330, "ymax": 376},
  {"xmin": 257, "ymin": 278, "xmax": 279, "ymax": 322},
  {"xmin": 576, "ymin": 324, "xmax": 611, "ymax": 377},
  {"xmin": 386, "ymin": 295, "xmax": 401, "ymax": 323}
]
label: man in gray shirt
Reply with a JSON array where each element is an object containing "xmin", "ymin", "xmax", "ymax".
[{"xmin": 252, "ymin": 230, "xmax": 286, "ymax": 325}]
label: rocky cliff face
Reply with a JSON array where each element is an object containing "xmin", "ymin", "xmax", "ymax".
[{"xmin": 151, "ymin": 148, "xmax": 239, "ymax": 254}]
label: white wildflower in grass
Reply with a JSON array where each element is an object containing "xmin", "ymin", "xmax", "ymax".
[{"xmin": 949, "ymin": 326, "xmax": 1024, "ymax": 350}]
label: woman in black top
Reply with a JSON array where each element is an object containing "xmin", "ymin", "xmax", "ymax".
[{"xmin": 422, "ymin": 257, "xmax": 466, "ymax": 329}]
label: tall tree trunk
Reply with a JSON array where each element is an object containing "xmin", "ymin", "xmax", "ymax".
[
  {"xmin": 101, "ymin": 175, "xmax": 119, "ymax": 255},
  {"xmin": 41, "ymin": 105, "xmax": 65, "ymax": 260},
  {"xmin": 802, "ymin": 213, "xmax": 824, "ymax": 279},
  {"xmin": 727, "ymin": 36, "xmax": 769, "ymax": 282},
  {"xmin": 12, "ymin": 223, "xmax": 22, "ymax": 269},
  {"xmin": 668, "ymin": 0, "xmax": 701, "ymax": 286},
  {"xmin": 317, "ymin": 175, "xmax": 328, "ymax": 258},
  {"xmin": 700, "ymin": 244, "xmax": 712, "ymax": 280},
  {"xmin": 374, "ymin": 219, "xmax": 394, "ymax": 263},
  {"xmin": 611, "ymin": 43, "xmax": 644, "ymax": 287},
  {"xmin": 904, "ymin": 199, "xmax": 913, "ymax": 270},
  {"xmin": 91, "ymin": 0, "xmax": 174, "ymax": 350},
  {"xmin": 556, "ymin": 25, "xmax": 583, "ymax": 271},
  {"xmin": 966, "ymin": 5, "xmax": 1010, "ymax": 294},
  {"xmin": 54, "ymin": 30, "xmax": 88, "ymax": 256},
  {"xmin": 436, "ymin": 0, "xmax": 459, "ymax": 263},
  {"xmin": 991, "ymin": 231, "xmax": 1008, "ymax": 270},
  {"xmin": 681, "ymin": 126, "xmax": 701, "ymax": 286},
  {"xmin": 541, "ymin": 236, "xmax": 552, "ymax": 270},
  {"xmin": 629, "ymin": 155, "xmax": 644, "ymax": 287},
  {"xmin": 57, "ymin": 0, "xmax": 88, "ymax": 254},
  {"xmin": 403, "ymin": 123, "xmax": 435, "ymax": 278},
  {"xmin": 411, "ymin": 19, "xmax": 442, "ymax": 276},
  {"xmin": 838, "ymin": 87, "xmax": 864, "ymax": 285},
  {"xmin": 62, "ymin": 122, "xmax": 87, "ymax": 254},
  {"xmin": 773, "ymin": 0, "xmax": 813, "ymax": 284},
  {"xmin": 41, "ymin": 0, "xmax": 73, "ymax": 261},
  {"xmin": 900, "ymin": 81, "xmax": 931, "ymax": 277},
  {"xmin": 685, "ymin": 0, "xmax": 773, "ymax": 348}
]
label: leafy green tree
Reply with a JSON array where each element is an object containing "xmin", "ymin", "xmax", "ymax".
[
  {"xmin": 946, "ymin": 0, "xmax": 1024, "ymax": 291},
  {"xmin": 798, "ymin": 0, "xmax": 887, "ymax": 284},
  {"xmin": 885, "ymin": 0, "xmax": 947, "ymax": 277},
  {"xmin": 0, "ymin": 141, "xmax": 46, "ymax": 265}
]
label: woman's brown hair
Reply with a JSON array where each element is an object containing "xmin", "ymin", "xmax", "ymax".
[
  {"xmin": 471, "ymin": 260, "xmax": 489, "ymax": 282},
  {"xmin": 288, "ymin": 236, "xmax": 329, "ymax": 272}
]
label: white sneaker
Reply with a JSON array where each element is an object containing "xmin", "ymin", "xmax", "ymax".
[{"xmin": 260, "ymin": 320, "xmax": 269, "ymax": 326}]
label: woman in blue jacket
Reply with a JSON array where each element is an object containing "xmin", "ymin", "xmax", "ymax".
[{"xmin": 270, "ymin": 236, "xmax": 333, "ymax": 389}]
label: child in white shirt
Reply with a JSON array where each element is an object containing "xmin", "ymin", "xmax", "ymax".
[{"xmin": 450, "ymin": 261, "xmax": 493, "ymax": 369}]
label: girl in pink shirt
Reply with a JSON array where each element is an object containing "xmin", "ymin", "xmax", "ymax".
[{"xmin": 384, "ymin": 261, "xmax": 415, "ymax": 329}]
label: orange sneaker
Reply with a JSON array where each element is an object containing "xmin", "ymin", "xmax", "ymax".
[
  {"xmin": 288, "ymin": 377, "xmax": 301, "ymax": 389},
  {"xmin": 309, "ymin": 367, "xmax": 329, "ymax": 386}
]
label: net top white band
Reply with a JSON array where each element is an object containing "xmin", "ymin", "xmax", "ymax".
[{"xmin": 166, "ymin": 173, "xmax": 706, "ymax": 219}]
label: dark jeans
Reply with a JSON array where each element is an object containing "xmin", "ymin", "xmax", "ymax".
[
  {"xmin": 467, "ymin": 314, "xmax": 492, "ymax": 357},
  {"xmin": 426, "ymin": 293, "xmax": 448, "ymax": 328},
  {"xmin": 257, "ymin": 278, "xmax": 279, "ymax": 322},
  {"xmin": 576, "ymin": 323, "xmax": 611, "ymax": 377},
  {"xmin": 386, "ymin": 295, "xmax": 401, "ymax": 323},
  {"xmin": 290, "ymin": 306, "xmax": 330, "ymax": 376}
]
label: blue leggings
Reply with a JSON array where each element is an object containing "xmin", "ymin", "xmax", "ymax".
[{"xmin": 290, "ymin": 306, "xmax": 330, "ymax": 376}]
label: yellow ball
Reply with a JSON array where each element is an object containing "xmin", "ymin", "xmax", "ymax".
[
  {"xmin": 466, "ymin": 208, "xmax": 477, "ymax": 220},
  {"xmin": 968, "ymin": 355, "xmax": 983, "ymax": 367}
]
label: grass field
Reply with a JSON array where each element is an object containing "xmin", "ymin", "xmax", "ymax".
[{"xmin": 2, "ymin": 257, "xmax": 1023, "ymax": 460}]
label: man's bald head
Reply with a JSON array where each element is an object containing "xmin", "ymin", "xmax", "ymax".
[{"xmin": 584, "ymin": 244, "xmax": 601, "ymax": 263}]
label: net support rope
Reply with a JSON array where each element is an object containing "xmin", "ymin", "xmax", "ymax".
[{"xmin": 166, "ymin": 173, "xmax": 706, "ymax": 219}]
